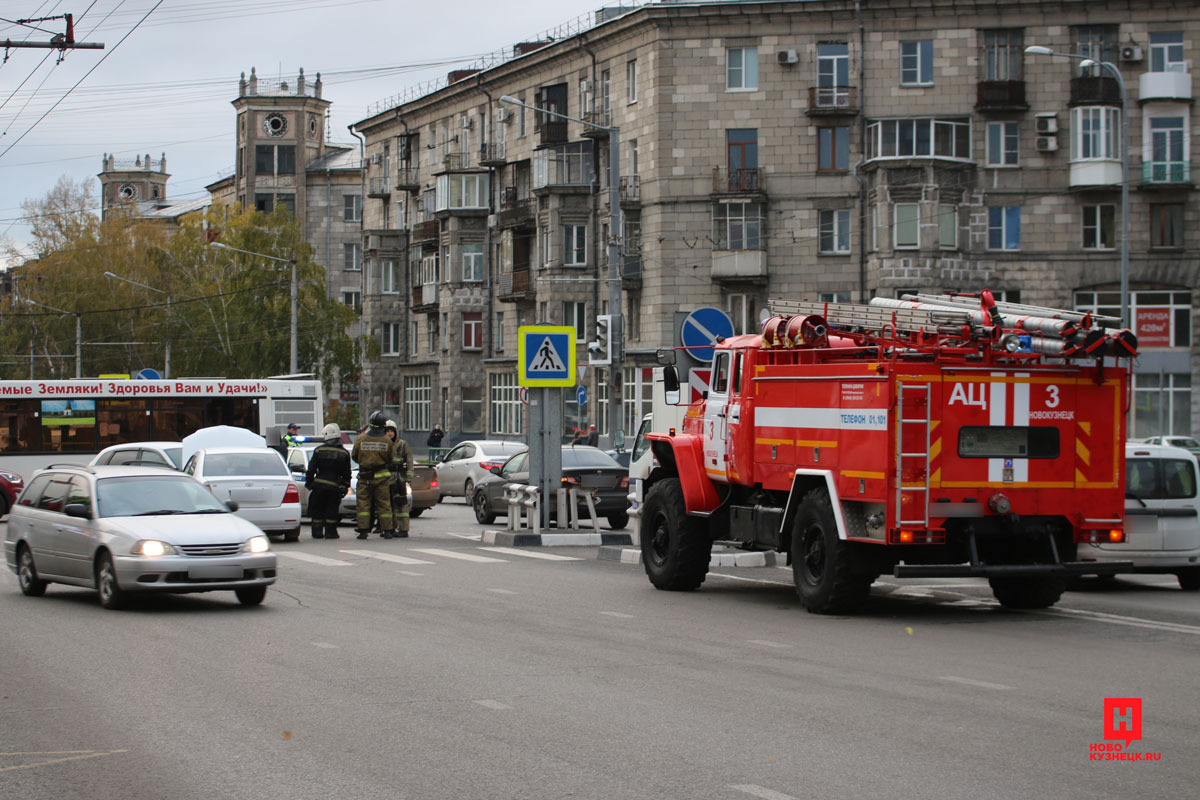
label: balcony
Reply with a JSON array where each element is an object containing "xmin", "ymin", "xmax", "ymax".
[
  {"xmin": 806, "ymin": 86, "xmax": 859, "ymax": 116},
  {"xmin": 1139, "ymin": 71, "xmax": 1193, "ymax": 103},
  {"xmin": 538, "ymin": 120, "xmax": 568, "ymax": 147},
  {"xmin": 496, "ymin": 190, "xmax": 534, "ymax": 228},
  {"xmin": 712, "ymin": 167, "xmax": 764, "ymax": 195},
  {"xmin": 412, "ymin": 282, "xmax": 439, "ymax": 312},
  {"xmin": 412, "ymin": 219, "xmax": 438, "ymax": 243},
  {"xmin": 1069, "ymin": 159, "xmax": 1122, "ymax": 189},
  {"xmin": 440, "ymin": 152, "xmax": 468, "ymax": 172},
  {"xmin": 712, "ymin": 250, "xmax": 767, "ymax": 283},
  {"xmin": 479, "ymin": 142, "xmax": 506, "ymax": 167},
  {"xmin": 363, "ymin": 229, "xmax": 405, "ymax": 255},
  {"xmin": 1140, "ymin": 160, "xmax": 1192, "ymax": 188},
  {"xmin": 975, "ymin": 80, "xmax": 1028, "ymax": 112},
  {"xmin": 620, "ymin": 175, "xmax": 640, "ymax": 205},
  {"xmin": 367, "ymin": 176, "xmax": 391, "ymax": 198},
  {"xmin": 580, "ymin": 109, "xmax": 612, "ymax": 137},
  {"xmin": 497, "ymin": 268, "xmax": 533, "ymax": 302},
  {"xmin": 1070, "ymin": 76, "xmax": 1123, "ymax": 107},
  {"xmin": 395, "ymin": 167, "xmax": 419, "ymax": 192},
  {"xmin": 621, "ymin": 253, "xmax": 642, "ymax": 286}
]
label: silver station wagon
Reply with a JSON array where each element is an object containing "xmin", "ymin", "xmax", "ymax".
[{"xmin": 3, "ymin": 464, "xmax": 276, "ymax": 609}]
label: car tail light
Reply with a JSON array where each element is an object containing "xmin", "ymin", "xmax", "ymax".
[
  {"xmin": 561, "ymin": 475, "xmax": 579, "ymax": 485},
  {"xmin": 480, "ymin": 461, "xmax": 505, "ymax": 471},
  {"xmin": 430, "ymin": 478, "xmax": 438, "ymax": 489},
  {"xmin": 283, "ymin": 483, "xmax": 300, "ymax": 504},
  {"xmin": 618, "ymin": 476, "xmax": 629, "ymax": 489}
]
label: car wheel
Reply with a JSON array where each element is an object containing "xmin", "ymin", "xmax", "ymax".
[
  {"xmin": 235, "ymin": 586, "xmax": 267, "ymax": 605},
  {"xmin": 473, "ymin": 488, "xmax": 496, "ymax": 525},
  {"xmin": 283, "ymin": 527, "xmax": 301, "ymax": 543},
  {"xmin": 95, "ymin": 553, "xmax": 126, "ymax": 610},
  {"xmin": 16, "ymin": 545, "xmax": 47, "ymax": 597},
  {"xmin": 463, "ymin": 479, "xmax": 474, "ymax": 500},
  {"xmin": 1177, "ymin": 569, "xmax": 1200, "ymax": 591},
  {"xmin": 607, "ymin": 512, "xmax": 629, "ymax": 530},
  {"xmin": 409, "ymin": 507, "xmax": 424, "ymax": 518}
]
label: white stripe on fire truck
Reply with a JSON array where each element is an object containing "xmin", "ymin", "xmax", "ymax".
[
  {"xmin": 989, "ymin": 374, "xmax": 1005, "ymax": 483},
  {"xmin": 756, "ymin": 407, "xmax": 888, "ymax": 431},
  {"xmin": 988, "ymin": 372, "xmax": 1030, "ymax": 482}
]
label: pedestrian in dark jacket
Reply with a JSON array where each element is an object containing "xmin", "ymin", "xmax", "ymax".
[
  {"xmin": 305, "ymin": 424, "xmax": 352, "ymax": 540},
  {"xmin": 426, "ymin": 424, "xmax": 444, "ymax": 449},
  {"xmin": 585, "ymin": 424, "xmax": 598, "ymax": 447}
]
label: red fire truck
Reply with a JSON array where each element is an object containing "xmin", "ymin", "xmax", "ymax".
[{"xmin": 640, "ymin": 291, "xmax": 1136, "ymax": 614}]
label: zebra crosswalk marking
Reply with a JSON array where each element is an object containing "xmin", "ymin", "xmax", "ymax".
[
  {"xmin": 477, "ymin": 546, "xmax": 580, "ymax": 561},
  {"xmin": 276, "ymin": 552, "xmax": 353, "ymax": 566},
  {"xmin": 411, "ymin": 548, "xmax": 508, "ymax": 563},
  {"xmin": 340, "ymin": 549, "xmax": 435, "ymax": 565}
]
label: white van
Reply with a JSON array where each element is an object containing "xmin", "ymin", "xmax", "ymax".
[{"xmin": 1076, "ymin": 443, "xmax": 1200, "ymax": 590}]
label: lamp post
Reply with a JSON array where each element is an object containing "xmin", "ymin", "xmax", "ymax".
[
  {"xmin": 209, "ymin": 241, "xmax": 299, "ymax": 374},
  {"xmin": 499, "ymin": 94, "xmax": 625, "ymax": 445},
  {"xmin": 1025, "ymin": 45, "xmax": 1130, "ymax": 330},
  {"xmin": 104, "ymin": 271, "xmax": 171, "ymax": 378},
  {"xmin": 18, "ymin": 296, "xmax": 81, "ymax": 378}
]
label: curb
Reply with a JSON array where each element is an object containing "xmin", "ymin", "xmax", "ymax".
[
  {"xmin": 482, "ymin": 529, "xmax": 634, "ymax": 547},
  {"xmin": 598, "ymin": 546, "xmax": 784, "ymax": 568}
]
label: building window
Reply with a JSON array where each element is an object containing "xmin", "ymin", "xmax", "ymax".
[
  {"xmin": 382, "ymin": 389, "xmax": 400, "ymax": 426},
  {"xmin": 342, "ymin": 291, "xmax": 361, "ymax": 312},
  {"xmin": 865, "ymin": 118, "xmax": 971, "ymax": 161},
  {"xmin": 533, "ymin": 141, "xmax": 594, "ymax": 188},
  {"xmin": 817, "ymin": 43, "xmax": 850, "ymax": 96},
  {"xmin": 1074, "ymin": 25, "xmax": 1116, "ymax": 77},
  {"xmin": 1082, "ymin": 204, "xmax": 1115, "ymax": 250},
  {"xmin": 726, "ymin": 47, "xmax": 758, "ymax": 91},
  {"xmin": 981, "ymin": 29, "xmax": 1023, "ymax": 81},
  {"xmin": 987, "ymin": 206, "xmax": 1021, "ymax": 250},
  {"xmin": 435, "ymin": 173, "xmax": 489, "ymax": 209},
  {"xmin": 818, "ymin": 127, "xmax": 850, "ymax": 172},
  {"xmin": 713, "ymin": 201, "xmax": 763, "ymax": 250},
  {"xmin": 403, "ymin": 375, "xmax": 431, "ymax": 433},
  {"xmin": 462, "ymin": 312, "xmax": 483, "ymax": 350},
  {"xmin": 462, "ymin": 243, "xmax": 483, "ymax": 282},
  {"xmin": 495, "ymin": 311, "xmax": 505, "ymax": 351},
  {"xmin": 562, "ymin": 301, "xmax": 586, "ymax": 342},
  {"xmin": 627, "ymin": 59, "xmax": 638, "ymax": 104},
  {"xmin": 409, "ymin": 320, "xmax": 418, "ymax": 355},
  {"xmin": 900, "ymin": 40, "xmax": 933, "ymax": 85},
  {"xmin": 428, "ymin": 316, "xmax": 437, "ymax": 354},
  {"xmin": 381, "ymin": 323, "xmax": 401, "ymax": 356},
  {"xmin": 1150, "ymin": 32, "xmax": 1186, "ymax": 73},
  {"xmin": 344, "ymin": 243, "xmax": 361, "ymax": 271},
  {"xmin": 819, "ymin": 291, "xmax": 851, "ymax": 304},
  {"xmin": 343, "ymin": 194, "xmax": 361, "ymax": 222},
  {"xmin": 461, "ymin": 386, "xmax": 483, "ymax": 433},
  {"xmin": 893, "ymin": 203, "xmax": 920, "ymax": 249},
  {"xmin": 938, "ymin": 205, "xmax": 958, "ymax": 249},
  {"xmin": 441, "ymin": 312, "xmax": 448, "ymax": 352},
  {"xmin": 1071, "ymin": 107, "xmax": 1121, "ymax": 161},
  {"xmin": 254, "ymin": 145, "xmax": 295, "ymax": 176},
  {"xmin": 421, "ymin": 253, "xmax": 439, "ymax": 284},
  {"xmin": 819, "ymin": 209, "xmax": 851, "ymax": 254},
  {"xmin": 1147, "ymin": 116, "xmax": 1187, "ymax": 182},
  {"xmin": 986, "ymin": 121, "xmax": 1019, "ymax": 166},
  {"xmin": 1077, "ymin": 289, "xmax": 1191, "ymax": 354},
  {"xmin": 727, "ymin": 294, "xmax": 758, "ymax": 335},
  {"xmin": 563, "ymin": 224, "xmax": 587, "ymax": 266},
  {"xmin": 380, "ymin": 260, "xmax": 398, "ymax": 294},
  {"xmin": 489, "ymin": 372, "xmax": 522, "ymax": 435},
  {"xmin": 1150, "ymin": 204, "xmax": 1184, "ymax": 248}
]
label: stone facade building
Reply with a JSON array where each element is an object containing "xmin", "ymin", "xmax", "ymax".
[{"xmin": 352, "ymin": 0, "xmax": 1199, "ymax": 446}]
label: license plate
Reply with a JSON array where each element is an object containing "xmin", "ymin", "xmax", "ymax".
[
  {"xmin": 188, "ymin": 564, "xmax": 244, "ymax": 580},
  {"xmin": 581, "ymin": 475, "xmax": 610, "ymax": 488}
]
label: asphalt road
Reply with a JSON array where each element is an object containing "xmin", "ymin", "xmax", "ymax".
[{"xmin": 2, "ymin": 500, "xmax": 1197, "ymax": 799}]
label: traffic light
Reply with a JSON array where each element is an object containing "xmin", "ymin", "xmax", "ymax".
[{"xmin": 589, "ymin": 314, "xmax": 613, "ymax": 365}]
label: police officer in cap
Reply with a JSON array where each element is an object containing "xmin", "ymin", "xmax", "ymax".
[
  {"xmin": 305, "ymin": 423, "xmax": 351, "ymax": 539},
  {"xmin": 282, "ymin": 422, "xmax": 302, "ymax": 448},
  {"xmin": 351, "ymin": 411, "xmax": 396, "ymax": 539}
]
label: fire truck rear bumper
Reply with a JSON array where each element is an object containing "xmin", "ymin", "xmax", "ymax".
[{"xmin": 893, "ymin": 560, "xmax": 1134, "ymax": 579}]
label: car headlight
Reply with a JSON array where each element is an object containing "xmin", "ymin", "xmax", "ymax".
[
  {"xmin": 244, "ymin": 535, "xmax": 271, "ymax": 554},
  {"xmin": 0, "ymin": 470, "xmax": 20, "ymax": 482},
  {"xmin": 133, "ymin": 539, "xmax": 177, "ymax": 557}
]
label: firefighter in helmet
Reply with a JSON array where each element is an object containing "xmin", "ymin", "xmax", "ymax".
[
  {"xmin": 351, "ymin": 410, "xmax": 396, "ymax": 539},
  {"xmin": 384, "ymin": 419, "xmax": 415, "ymax": 537},
  {"xmin": 305, "ymin": 423, "xmax": 351, "ymax": 539}
]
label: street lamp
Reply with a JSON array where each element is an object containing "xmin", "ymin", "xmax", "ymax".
[
  {"xmin": 208, "ymin": 241, "xmax": 299, "ymax": 374},
  {"xmin": 1025, "ymin": 45, "xmax": 1130, "ymax": 330},
  {"xmin": 104, "ymin": 271, "xmax": 171, "ymax": 378},
  {"xmin": 499, "ymin": 94, "xmax": 625, "ymax": 444},
  {"xmin": 18, "ymin": 296, "xmax": 81, "ymax": 378}
]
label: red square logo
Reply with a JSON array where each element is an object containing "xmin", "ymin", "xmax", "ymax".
[{"xmin": 1104, "ymin": 697, "xmax": 1142, "ymax": 747}]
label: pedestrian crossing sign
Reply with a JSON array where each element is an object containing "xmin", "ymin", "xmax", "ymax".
[{"xmin": 518, "ymin": 325, "xmax": 576, "ymax": 387}]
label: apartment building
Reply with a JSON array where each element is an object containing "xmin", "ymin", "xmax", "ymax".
[{"xmin": 353, "ymin": 0, "xmax": 1199, "ymax": 445}]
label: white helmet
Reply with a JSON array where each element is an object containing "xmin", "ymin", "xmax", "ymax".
[
  {"xmin": 321, "ymin": 423, "xmax": 341, "ymax": 440},
  {"xmin": 385, "ymin": 419, "xmax": 398, "ymax": 432}
]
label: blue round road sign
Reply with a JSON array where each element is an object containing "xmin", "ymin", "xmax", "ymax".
[
  {"xmin": 135, "ymin": 368, "xmax": 161, "ymax": 380},
  {"xmin": 680, "ymin": 307, "xmax": 735, "ymax": 364}
]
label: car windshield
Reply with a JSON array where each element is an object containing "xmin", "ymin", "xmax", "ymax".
[
  {"xmin": 203, "ymin": 452, "xmax": 288, "ymax": 477},
  {"xmin": 96, "ymin": 476, "xmax": 229, "ymax": 517},
  {"xmin": 164, "ymin": 447, "xmax": 184, "ymax": 468},
  {"xmin": 563, "ymin": 448, "xmax": 621, "ymax": 468}
]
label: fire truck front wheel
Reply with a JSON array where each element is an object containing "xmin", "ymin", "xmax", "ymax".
[
  {"xmin": 792, "ymin": 488, "xmax": 872, "ymax": 614},
  {"xmin": 640, "ymin": 478, "xmax": 711, "ymax": 591}
]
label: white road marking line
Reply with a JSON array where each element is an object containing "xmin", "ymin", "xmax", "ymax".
[
  {"xmin": 398, "ymin": 571, "xmax": 424, "ymax": 577},
  {"xmin": 446, "ymin": 532, "xmax": 481, "ymax": 540},
  {"xmin": 478, "ymin": 546, "xmax": 581, "ymax": 561},
  {"xmin": 1036, "ymin": 606, "xmax": 1200, "ymax": 637},
  {"xmin": 412, "ymin": 548, "xmax": 508, "ymax": 563},
  {"xmin": 488, "ymin": 588, "xmax": 518, "ymax": 595},
  {"xmin": 944, "ymin": 599, "xmax": 993, "ymax": 607},
  {"xmin": 276, "ymin": 552, "xmax": 352, "ymax": 566},
  {"xmin": 599, "ymin": 611, "xmax": 634, "ymax": 618},
  {"xmin": 311, "ymin": 642, "xmax": 338, "ymax": 649},
  {"xmin": 729, "ymin": 785, "xmax": 797, "ymax": 800},
  {"xmin": 340, "ymin": 549, "xmax": 435, "ymax": 565},
  {"xmin": 473, "ymin": 699, "xmax": 512, "ymax": 710},
  {"xmin": 748, "ymin": 640, "xmax": 792, "ymax": 649},
  {"xmin": 938, "ymin": 675, "xmax": 1013, "ymax": 691},
  {"xmin": 707, "ymin": 572, "xmax": 793, "ymax": 587}
]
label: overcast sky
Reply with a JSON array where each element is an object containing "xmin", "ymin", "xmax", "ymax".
[{"xmin": 0, "ymin": 0, "xmax": 631, "ymax": 267}]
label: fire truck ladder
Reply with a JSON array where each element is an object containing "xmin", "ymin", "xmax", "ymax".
[
  {"xmin": 770, "ymin": 299, "xmax": 974, "ymax": 338},
  {"xmin": 896, "ymin": 382, "xmax": 931, "ymax": 527}
]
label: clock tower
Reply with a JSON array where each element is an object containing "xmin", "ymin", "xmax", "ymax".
[{"xmin": 98, "ymin": 152, "xmax": 170, "ymax": 219}]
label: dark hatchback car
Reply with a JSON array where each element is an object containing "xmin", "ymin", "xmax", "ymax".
[{"xmin": 471, "ymin": 446, "xmax": 630, "ymax": 530}]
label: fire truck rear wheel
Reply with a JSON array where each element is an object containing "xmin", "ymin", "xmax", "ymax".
[
  {"xmin": 987, "ymin": 576, "xmax": 1065, "ymax": 609},
  {"xmin": 640, "ymin": 477, "xmax": 711, "ymax": 591},
  {"xmin": 792, "ymin": 488, "xmax": 871, "ymax": 614}
]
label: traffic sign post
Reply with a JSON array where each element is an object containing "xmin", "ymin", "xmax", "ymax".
[
  {"xmin": 518, "ymin": 325, "xmax": 572, "ymax": 526},
  {"xmin": 518, "ymin": 325, "xmax": 576, "ymax": 387}
]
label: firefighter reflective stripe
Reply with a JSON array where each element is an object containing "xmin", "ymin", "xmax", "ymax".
[{"xmin": 988, "ymin": 372, "xmax": 1029, "ymax": 483}]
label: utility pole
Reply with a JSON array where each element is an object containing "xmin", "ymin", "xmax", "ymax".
[{"xmin": 3, "ymin": 15, "xmax": 104, "ymax": 60}]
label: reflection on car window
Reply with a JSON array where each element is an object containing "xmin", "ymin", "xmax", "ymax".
[
  {"xmin": 502, "ymin": 452, "xmax": 528, "ymax": 476},
  {"xmin": 481, "ymin": 443, "xmax": 523, "ymax": 457},
  {"xmin": 67, "ymin": 476, "xmax": 91, "ymax": 508},
  {"xmin": 164, "ymin": 447, "xmax": 183, "ymax": 469},
  {"xmin": 1163, "ymin": 459, "xmax": 1197, "ymax": 499},
  {"xmin": 563, "ymin": 449, "xmax": 621, "ymax": 468},
  {"xmin": 97, "ymin": 476, "xmax": 227, "ymax": 517},
  {"xmin": 19, "ymin": 475, "xmax": 52, "ymax": 507},
  {"xmin": 203, "ymin": 452, "xmax": 288, "ymax": 477},
  {"xmin": 37, "ymin": 478, "xmax": 70, "ymax": 512}
]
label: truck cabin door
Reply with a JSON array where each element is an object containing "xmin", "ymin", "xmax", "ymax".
[{"xmin": 703, "ymin": 350, "xmax": 732, "ymax": 482}]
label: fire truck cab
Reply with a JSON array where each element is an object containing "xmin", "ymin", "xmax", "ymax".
[{"xmin": 639, "ymin": 292, "xmax": 1135, "ymax": 614}]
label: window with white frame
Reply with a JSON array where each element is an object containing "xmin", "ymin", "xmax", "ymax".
[
  {"xmin": 600, "ymin": 70, "xmax": 611, "ymax": 121},
  {"xmin": 563, "ymin": 224, "xmax": 587, "ymax": 266},
  {"xmin": 533, "ymin": 142, "xmax": 594, "ymax": 188},
  {"xmin": 987, "ymin": 206, "xmax": 1021, "ymax": 250},
  {"xmin": 462, "ymin": 312, "xmax": 483, "ymax": 350},
  {"xmin": 344, "ymin": 194, "xmax": 361, "ymax": 221},
  {"xmin": 580, "ymin": 77, "xmax": 593, "ymax": 116},
  {"xmin": 727, "ymin": 294, "xmax": 758, "ymax": 335},
  {"xmin": 1147, "ymin": 116, "xmax": 1187, "ymax": 183},
  {"xmin": 462, "ymin": 243, "xmax": 483, "ymax": 281},
  {"xmin": 489, "ymin": 372, "xmax": 522, "ymax": 435},
  {"xmin": 421, "ymin": 253, "xmax": 439, "ymax": 285},
  {"xmin": 382, "ymin": 389, "xmax": 400, "ymax": 427},
  {"xmin": 435, "ymin": 173, "xmax": 489, "ymax": 210},
  {"xmin": 713, "ymin": 201, "xmax": 763, "ymax": 250},
  {"xmin": 403, "ymin": 375, "xmax": 431, "ymax": 432},
  {"xmin": 380, "ymin": 260, "xmax": 399, "ymax": 294},
  {"xmin": 342, "ymin": 291, "xmax": 360, "ymax": 312},
  {"xmin": 819, "ymin": 209, "xmax": 851, "ymax": 254},
  {"xmin": 1132, "ymin": 372, "xmax": 1192, "ymax": 438},
  {"xmin": 819, "ymin": 291, "xmax": 852, "ymax": 303},
  {"xmin": 938, "ymin": 204, "xmax": 958, "ymax": 249},
  {"xmin": 382, "ymin": 323, "xmax": 401, "ymax": 356},
  {"xmin": 427, "ymin": 316, "xmax": 437, "ymax": 354},
  {"xmin": 562, "ymin": 301, "xmax": 586, "ymax": 341},
  {"xmin": 900, "ymin": 40, "xmax": 933, "ymax": 85},
  {"xmin": 409, "ymin": 320, "xmax": 418, "ymax": 355},
  {"xmin": 865, "ymin": 118, "xmax": 971, "ymax": 161},
  {"xmin": 893, "ymin": 203, "xmax": 920, "ymax": 249},
  {"xmin": 1082, "ymin": 204, "xmax": 1115, "ymax": 250},
  {"xmin": 1074, "ymin": 24, "xmax": 1116, "ymax": 77},
  {"xmin": 726, "ymin": 47, "xmax": 758, "ymax": 91},
  {"xmin": 1150, "ymin": 32, "xmax": 1186, "ymax": 73},
  {"xmin": 344, "ymin": 243, "xmax": 361, "ymax": 271},
  {"xmin": 541, "ymin": 227, "xmax": 552, "ymax": 267},
  {"xmin": 1076, "ymin": 289, "xmax": 1191, "ymax": 349},
  {"xmin": 986, "ymin": 121, "xmax": 1019, "ymax": 166},
  {"xmin": 461, "ymin": 386, "xmax": 483, "ymax": 433},
  {"xmin": 627, "ymin": 59, "xmax": 638, "ymax": 103},
  {"xmin": 1071, "ymin": 106, "xmax": 1121, "ymax": 161},
  {"xmin": 495, "ymin": 311, "xmax": 505, "ymax": 351}
]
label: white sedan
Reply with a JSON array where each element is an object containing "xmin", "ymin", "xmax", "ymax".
[
  {"xmin": 184, "ymin": 447, "xmax": 302, "ymax": 541},
  {"xmin": 434, "ymin": 440, "xmax": 526, "ymax": 499}
]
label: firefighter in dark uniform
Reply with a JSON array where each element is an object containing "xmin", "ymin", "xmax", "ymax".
[
  {"xmin": 305, "ymin": 423, "xmax": 351, "ymax": 540},
  {"xmin": 351, "ymin": 410, "xmax": 396, "ymax": 539},
  {"xmin": 384, "ymin": 420, "xmax": 415, "ymax": 537}
]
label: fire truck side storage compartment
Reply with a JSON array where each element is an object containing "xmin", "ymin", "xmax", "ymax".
[{"xmin": 730, "ymin": 504, "xmax": 785, "ymax": 550}]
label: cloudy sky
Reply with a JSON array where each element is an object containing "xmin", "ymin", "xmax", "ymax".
[{"xmin": 0, "ymin": 0, "xmax": 631, "ymax": 266}]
